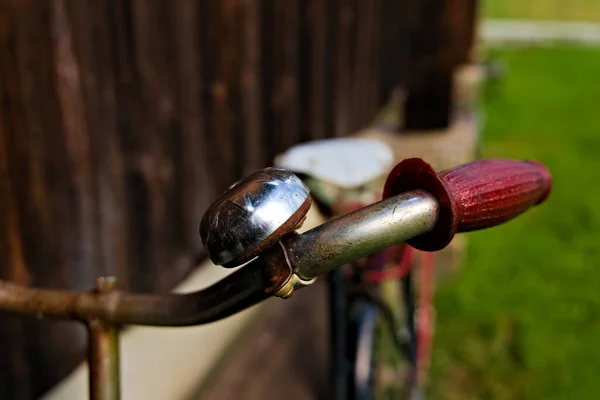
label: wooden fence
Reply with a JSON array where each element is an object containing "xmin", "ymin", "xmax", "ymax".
[{"xmin": 0, "ymin": 0, "xmax": 477, "ymax": 397}]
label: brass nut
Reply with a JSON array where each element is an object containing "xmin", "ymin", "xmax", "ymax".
[{"xmin": 274, "ymin": 274, "xmax": 316, "ymax": 299}]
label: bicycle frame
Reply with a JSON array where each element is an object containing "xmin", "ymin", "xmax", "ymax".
[{"xmin": 319, "ymin": 194, "xmax": 416, "ymax": 399}]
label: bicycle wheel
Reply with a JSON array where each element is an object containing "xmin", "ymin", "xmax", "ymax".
[
  {"xmin": 350, "ymin": 299, "xmax": 378, "ymax": 400},
  {"xmin": 348, "ymin": 246, "xmax": 433, "ymax": 399}
]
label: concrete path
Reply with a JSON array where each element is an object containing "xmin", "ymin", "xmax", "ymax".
[
  {"xmin": 481, "ymin": 19, "xmax": 600, "ymax": 46},
  {"xmin": 199, "ymin": 281, "xmax": 330, "ymax": 400}
]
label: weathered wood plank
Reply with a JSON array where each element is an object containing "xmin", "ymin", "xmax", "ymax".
[
  {"xmin": 0, "ymin": 1, "xmax": 479, "ymax": 398},
  {"xmin": 404, "ymin": 0, "xmax": 479, "ymax": 130}
]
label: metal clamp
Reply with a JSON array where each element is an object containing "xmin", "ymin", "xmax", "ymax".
[
  {"xmin": 262, "ymin": 239, "xmax": 316, "ymax": 299},
  {"xmin": 274, "ymin": 274, "xmax": 317, "ymax": 299}
]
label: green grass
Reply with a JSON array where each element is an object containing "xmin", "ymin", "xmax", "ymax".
[
  {"xmin": 429, "ymin": 46, "xmax": 600, "ymax": 399},
  {"xmin": 483, "ymin": 0, "xmax": 600, "ymax": 22}
]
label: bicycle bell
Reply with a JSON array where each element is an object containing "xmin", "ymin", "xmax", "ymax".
[{"xmin": 200, "ymin": 167, "xmax": 311, "ymax": 268}]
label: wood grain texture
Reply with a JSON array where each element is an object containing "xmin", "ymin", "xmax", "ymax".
[
  {"xmin": 0, "ymin": 0, "xmax": 478, "ymax": 398},
  {"xmin": 404, "ymin": 0, "xmax": 479, "ymax": 130}
]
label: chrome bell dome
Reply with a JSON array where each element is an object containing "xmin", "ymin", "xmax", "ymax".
[{"xmin": 200, "ymin": 168, "xmax": 311, "ymax": 268}]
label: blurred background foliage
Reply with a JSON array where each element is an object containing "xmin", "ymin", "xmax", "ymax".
[
  {"xmin": 483, "ymin": 0, "xmax": 600, "ymax": 21},
  {"xmin": 429, "ymin": 2, "xmax": 600, "ymax": 399}
]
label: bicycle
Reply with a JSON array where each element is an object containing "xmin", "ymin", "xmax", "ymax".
[
  {"xmin": 272, "ymin": 138, "xmax": 542, "ymax": 399},
  {"xmin": 0, "ymin": 157, "xmax": 551, "ymax": 400},
  {"xmin": 274, "ymin": 137, "xmax": 434, "ymax": 399}
]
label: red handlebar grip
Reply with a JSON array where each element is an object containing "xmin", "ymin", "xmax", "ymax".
[{"xmin": 383, "ymin": 158, "xmax": 551, "ymax": 251}]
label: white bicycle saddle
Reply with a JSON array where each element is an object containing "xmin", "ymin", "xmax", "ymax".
[{"xmin": 274, "ymin": 137, "xmax": 394, "ymax": 189}]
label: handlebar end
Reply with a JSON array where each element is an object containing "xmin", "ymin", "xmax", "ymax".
[
  {"xmin": 383, "ymin": 158, "xmax": 458, "ymax": 252},
  {"xmin": 526, "ymin": 160, "xmax": 552, "ymax": 204},
  {"xmin": 383, "ymin": 158, "xmax": 552, "ymax": 252}
]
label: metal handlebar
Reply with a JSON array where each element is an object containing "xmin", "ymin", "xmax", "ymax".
[
  {"xmin": 288, "ymin": 190, "xmax": 438, "ymax": 279},
  {"xmin": 0, "ymin": 158, "xmax": 552, "ymax": 327},
  {"xmin": 0, "ymin": 189, "xmax": 439, "ymax": 326},
  {"xmin": 0, "ymin": 157, "xmax": 551, "ymax": 400}
]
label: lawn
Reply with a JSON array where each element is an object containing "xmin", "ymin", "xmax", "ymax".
[
  {"xmin": 483, "ymin": 0, "xmax": 600, "ymax": 22},
  {"xmin": 428, "ymin": 46, "xmax": 600, "ymax": 399}
]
